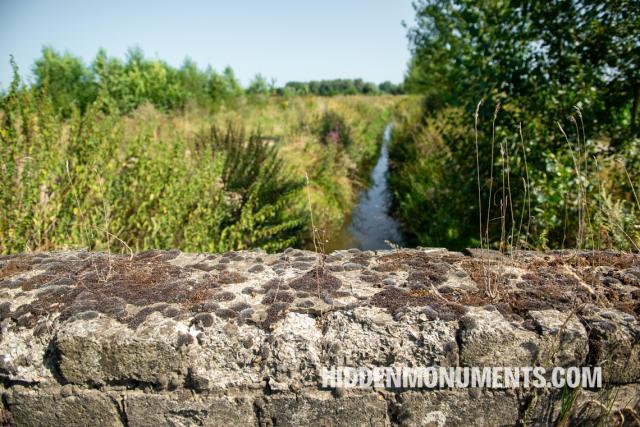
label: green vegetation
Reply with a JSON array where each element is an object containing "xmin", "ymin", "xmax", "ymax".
[
  {"xmin": 30, "ymin": 47, "xmax": 243, "ymax": 116},
  {"xmin": 9, "ymin": 0, "xmax": 636, "ymax": 256},
  {"xmin": 22, "ymin": 45, "xmax": 402, "ymax": 118},
  {"xmin": 279, "ymin": 79, "xmax": 404, "ymax": 96},
  {"xmin": 391, "ymin": 0, "xmax": 640, "ymax": 251},
  {"xmin": 0, "ymin": 52, "xmax": 400, "ymax": 254}
]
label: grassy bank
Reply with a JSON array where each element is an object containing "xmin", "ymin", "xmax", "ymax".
[
  {"xmin": 388, "ymin": 103, "xmax": 640, "ymax": 252},
  {"xmin": 392, "ymin": 0, "xmax": 640, "ymax": 253},
  {"xmin": 1, "ymin": 78, "xmax": 405, "ymax": 253}
]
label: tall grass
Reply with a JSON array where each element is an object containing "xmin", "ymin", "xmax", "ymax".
[
  {"xmin": 389, "ymin": 101, "xmax": 640, "ymax": 253},
  {"xmin": 1, "ymin": 69, "xmax": 401, "ymax": 254},
  {"xmin": 0, "ymin": 96, "xmax": 305, "ymax": 253}
]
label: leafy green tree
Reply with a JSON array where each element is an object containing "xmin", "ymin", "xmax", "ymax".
[
  {"xmin": 526, "ymin": 0, "xmax": 640, "ymax": 141},
  {"xmin": 222, "ymin": 66, "xmax": 244, "ymax": 98},
  {"xmin": 247, "ymin": 73, "xmax": 270, "ymax": 95},
  {"xmin": 33, "ymin": 47, "xmax": 97, "ymax": 116},
  {"xmin": 394, "ymin": 0, "xmax": 640, "ymax": 250},
  {"xmin": 406, "ymin": 0, "xmax": 639, "ymax": 139},
  {"xmin": 283, "ymin": 79, "xmax": 392, "ymax": 96},
  {"xmin": 378, "ymin": 81, "xmax": 403, "ymax": 94},
  {"xmin": 179, "ymin": 57, "xmax": 209, "ymax": 106},
  {"xmin": 26, "ymin": 47, "xmax": 396, "ymax": 115}
]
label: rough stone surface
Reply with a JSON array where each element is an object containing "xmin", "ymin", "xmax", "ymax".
[
  {"xmin": 256, "ymin": 391, "xmax": 389, "ymax": 427},
  {"xmin": 393, "ymin": 389, "xmax": 521, "ymax": 427},
  {"xmin": 55, "ymin": 314, "xmax": 189, "ymax": 386},
  {"xmin": 0, "ymin": 248, "xmax": 638, "ymax": 426},
  {"xmin": 125, "ymin": 392, "xmax": 255, "ymax": 426},
  {"xmin": 5, "ymin": 385, "xmax": 122, "ymax": 426}
]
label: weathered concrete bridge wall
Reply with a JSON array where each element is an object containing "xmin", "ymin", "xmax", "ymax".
[{"xmin": 0, "ymin": 248, "xmax": 638, "ymax": 426}]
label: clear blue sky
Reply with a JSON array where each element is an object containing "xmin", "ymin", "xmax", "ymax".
[{"xmin": 0, "ymin": 0, "xmax": 415, "ymax": 89}]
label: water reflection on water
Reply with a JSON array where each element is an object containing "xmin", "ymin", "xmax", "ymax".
[{"xmin": 326, "ymin": 124, "xmax": 405, "ymax": 251}]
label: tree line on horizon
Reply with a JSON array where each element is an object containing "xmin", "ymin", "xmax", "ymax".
[
  {"xmin": 0, "ymin": 47, "xmax": 404, "ymax": 117},
  {"xmin": 278, "ymin": 79, "xmax": 404, "ymax": 96}
]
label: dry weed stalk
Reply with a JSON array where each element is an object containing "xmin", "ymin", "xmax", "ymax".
[
  {"xmin": 515, "ymin": 122, "xmax": 531, "ymax": 249},
  {"xmin": 305, "ymin": 172, "xmax": 325, "ymax": 300},
  {"xmin": 65, "ymin": 160, "xmax": 134, "ymax": 283},
  {"xmin": 474, "ymin": 101, "xmax": 502, "ymax": 300},
  {"xmin": 557, "ymin": 113, "xmax": 590, "ymax": 250},
  {"xmin": 485, "ymin": 102, "xmax": 501, "ymax": 250},
  {"xmin": 474, "ymin": 100, "xmax": 483, "ymax": 250}
]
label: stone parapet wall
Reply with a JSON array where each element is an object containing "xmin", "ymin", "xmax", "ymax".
[{"xmin": 0, "ymin": 248, "xmax": 638, "ymax": 426}]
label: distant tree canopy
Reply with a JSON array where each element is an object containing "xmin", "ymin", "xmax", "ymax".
[
  {"xmin": 279, "ymin": 79, "xmax": 404, "ymax": 96},
  {"xmin": 27, "ymin": 46, "xmax": 244, "ymax": 116},
  {"xmin": 33, "ymin": 47, "xmax": 248, "ymax": 116},
  {"xmin": 247, "ymin": 73, "xmax": 271, "ymax": 95},
  {"xmin": 13, "ymin": 47, "xmax": 404, "ymax": 117},
  {"xmin": 405, "ymin": 0, "xmax": 640, "ymax": 143},
  {"xmin": 33, "ymin": 48, "xmax": 97, "ymax": 116}
]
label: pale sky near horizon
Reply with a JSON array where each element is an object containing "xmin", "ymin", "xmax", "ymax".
[{"xmin": 0, "ymin": 0, "xmax": 415, "ymax": 90}]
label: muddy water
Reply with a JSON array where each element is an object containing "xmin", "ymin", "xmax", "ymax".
[{"xmin": 325, "ymin": 125, "xmax": 405, "ymax": 251}]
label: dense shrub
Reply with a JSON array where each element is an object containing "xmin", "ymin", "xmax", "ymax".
[
  {"xmin": 28, "ymin": 47, "xmax": 245, "ymax": 116},
  {"xmin": 317, "ymin": 111, "xmax": 353, "ymax": 148},
  {"xmin": 389, "ymin": 105, "xmax": 640, "ymax": 251},
  {"xmin": 390, "ymin": 0, "xmax": 640, "ymax": 251},
  {"xmin": 198, "ymin": 126, "xmax": 307, "ymax": 251},
  {"xmin": 1, "ymin": 56, "xmax": 398, "ymax": 253},
  {"xmin": 0, "ymin": 70, "xmax": 307, "ymax": 253}
]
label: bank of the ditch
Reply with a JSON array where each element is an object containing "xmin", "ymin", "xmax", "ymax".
[
  {"xmin": 324, "ymin": 124, "xmax": 405, "ymax": 252},
  {"xmin": 1, "ymin": 94, "xmax": 411, "ymax": 254}
]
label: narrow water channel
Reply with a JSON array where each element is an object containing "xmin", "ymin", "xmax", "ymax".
[{"xmin": 326, "ymin": 125, "xmax": 405, "ymax": 251}]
